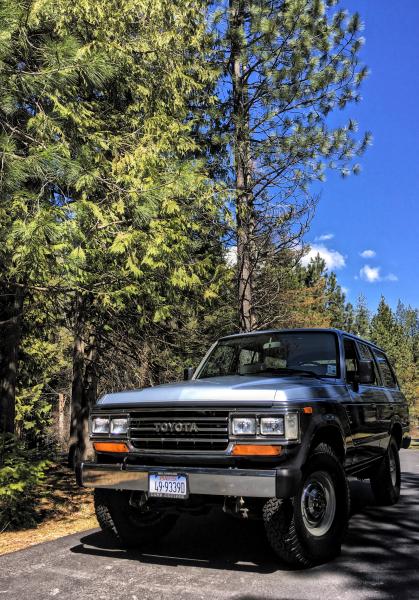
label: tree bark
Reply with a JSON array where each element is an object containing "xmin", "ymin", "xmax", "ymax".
[
  {"xmin": 229, "ymin": 0, "xmax": 255, "ymax": 332},
  {"xmin": 57, "ymin": 393, "xmax": 67, "ymax": 451},
  {"xmin": 68, "ymin": 314, "xmax": 85, "ymax": 466},
  {"xmin": 138, "ymin": 340, "xmax": 154, "ymax": 388},
  {"xmin": 0, "ymin": 286, "xmax": 24, "ymax": 435},
  {"xmin": 68, "ymin": 294, "xmax": 98, "ymax": 465},
  {"xmin": 81, "ymin": 332, "xmax": 97, "ymax": 459}
]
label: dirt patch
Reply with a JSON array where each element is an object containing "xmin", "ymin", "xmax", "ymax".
[{"xmin": 0, "ymin": 462, "xmax": 98, "ymax": 556}]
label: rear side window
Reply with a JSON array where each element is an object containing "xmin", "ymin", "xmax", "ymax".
[
  {"xmin": 372, "ymin": 349, "xmax": 397, "ymax": 388},
  {"xmin": 357, "ymin": 342, "xmax": 380, "ymax": 386}
]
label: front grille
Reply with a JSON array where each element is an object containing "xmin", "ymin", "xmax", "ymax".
[{"xmin": 129, "ymin": 409, "xmax": 229, "ymax": 452}]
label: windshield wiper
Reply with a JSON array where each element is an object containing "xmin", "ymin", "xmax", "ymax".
[{"xmin": 255, "ymin": 367, "xmax": 322, "ymax": 380}]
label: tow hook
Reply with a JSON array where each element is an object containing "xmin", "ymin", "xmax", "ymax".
[{"xmin": 223, "ymin": 496, "xmax": 249, "ymax": 519}]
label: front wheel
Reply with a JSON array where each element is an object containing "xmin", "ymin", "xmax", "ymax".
[
  {"xmin": 370, "ymin": 437, "xmax": 401, "ymax": 505},
  {"xmin": 94, "ymin": 489, "xmax": 178, "ymax": 548},
  {"xmin": 263, "ymin": 443, "xmax": 350, "ymax": 567}
]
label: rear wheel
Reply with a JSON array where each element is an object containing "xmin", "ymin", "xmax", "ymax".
[
  {"xmin": 370, "ymin": 437, "xmax": 401, "ymax": 505},
  {"xmin": 263, "ymin": 443, "xmax": 350, "ymax": 567},
  {"xmin": 94, "ymin": 489, "xmax": 178, "ymax": 548}
]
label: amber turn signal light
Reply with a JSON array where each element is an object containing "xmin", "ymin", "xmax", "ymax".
[
  {"xmin": 231, "ymin": 444, "xmax": 282, "ymax": 456},
  {"xmin": 93, "ymin": 442, "xmax": 129, "ymax": 453}
]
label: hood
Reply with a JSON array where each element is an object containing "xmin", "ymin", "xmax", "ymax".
[{"xmin": 98, "ymin": 375, "xmax": 344, "ymax": 407}]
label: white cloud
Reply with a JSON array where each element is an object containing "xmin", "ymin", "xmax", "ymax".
[
  {"xmin": 301, "ymin": 244, "xmax": 346, "ymax": 271},
  {"xmin": 315, "ymin": 233, "xmax": 335, "ymax": 242},
  {"xmin": 341, "ymin": 286, "xmax": 349, "ymax": 295},
  {"xmin": 359, "ymin": 265, "xmax": 398, "ymax": 283},
  {"xmin": 225, "ymin": 246, "xmax": 237, "ymax": 266},
  {"xmin": 360, "ymin": 264, "xmax": 380, "ymax": 282},
  {"xmin": 360, "ymin": 249, "xmax": 376, "ymax": 258}
]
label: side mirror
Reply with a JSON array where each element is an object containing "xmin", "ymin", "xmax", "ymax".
[
  {"xmin": 357, "ymin": 359, "xmax": 374, "ymax": 384},
  {"xmin": 184, "ymin": 366, "xmax": 195, "ymax": 381}
]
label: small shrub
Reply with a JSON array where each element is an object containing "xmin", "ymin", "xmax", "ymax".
[{"xmin": 0, "ymin": 435, "xmax": 51, "ymax": 531}]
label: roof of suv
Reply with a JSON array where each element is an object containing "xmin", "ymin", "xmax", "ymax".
[{"xmin": 218, "ymin": 328, "xmax": 385, "ymax": 353}]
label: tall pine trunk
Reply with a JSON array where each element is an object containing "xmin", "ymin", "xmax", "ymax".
[
  {"xmin": 230, "ymin": 0, "xmax": 255, "ymax": 332},
  {"xmin": 68, "ymin": 296, "xmax": 97, "ymax": 465},
  {"xmin": 0, "ymin": 286, "xmax": 24, "ymax": 435}
]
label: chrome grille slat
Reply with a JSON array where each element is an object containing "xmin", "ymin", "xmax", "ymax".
[
  {"xmin": 128, "ymin": 409, "xmax": 229, "ymax": 452},
  {"xmin": 130, "ymin": 437, "xmax": 229, "ymax": 443},
  {"xmin": 130, "ymin": 416, "xmax": 228, "ymax": 422},
  {"xmin": 130, "ymin": 427, "xmax": 225, "ymax": 433}
]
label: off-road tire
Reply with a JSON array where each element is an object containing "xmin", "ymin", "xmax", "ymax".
[
  {"xmin": 263, "ymin": 443, "xmax": 350, "ymax": 567},
  {"xmin": 370, "ymin": 437, "xmax": 401, "ymax": 506},
  {"xmin": 94, "ymin": 489, "xmax": 178, "ymax": 547}
]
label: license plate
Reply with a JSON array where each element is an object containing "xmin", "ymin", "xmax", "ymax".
[{"xmin": 148, "ymin": 473, "xmax": 189, "ymax": 499}]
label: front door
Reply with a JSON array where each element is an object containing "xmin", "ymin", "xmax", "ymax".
[{"xmin": 342, "ymin": 337, "xmax": 382, "ymax": 465}]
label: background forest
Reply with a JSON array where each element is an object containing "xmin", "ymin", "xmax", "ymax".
[{"xmin": 0, "ymin": 0, "xmax": 417, "ymax": 531}]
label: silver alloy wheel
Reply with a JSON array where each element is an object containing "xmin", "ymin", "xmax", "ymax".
[
  {"xmin": 301, "ymin": 470, "xmax": 336, "ymax": 537},
  {"xmin": 389, "ymin": 446, "xmax": 398, "ymax": 487}
]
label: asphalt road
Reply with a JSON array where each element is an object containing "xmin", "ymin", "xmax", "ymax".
[{"xmin": 1, "ymin": 450, "xmax": 419, "ymax": 600}]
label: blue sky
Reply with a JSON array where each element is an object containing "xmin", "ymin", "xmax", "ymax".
[{"xmin": 303, "ymin": 0, "xmax": 419, "ymax": 311}]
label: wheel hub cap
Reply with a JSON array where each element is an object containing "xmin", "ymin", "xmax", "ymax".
[{"xmin": 301, "ymin": 470, "xmax": 337, "ymax": 537}]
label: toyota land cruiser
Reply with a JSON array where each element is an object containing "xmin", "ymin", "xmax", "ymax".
[{"xmin": 79, "ymin": 328, "xmax": 411, "ymax": 566}]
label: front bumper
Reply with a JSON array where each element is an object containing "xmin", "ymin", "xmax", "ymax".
[{"xmin": 79, "ymin": 462, "xmax": 301, "ymax": 498}]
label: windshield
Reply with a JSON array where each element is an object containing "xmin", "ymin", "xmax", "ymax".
[{"xmin": 197, "ymin": 332, "xmax": 339, "ymax": 379}]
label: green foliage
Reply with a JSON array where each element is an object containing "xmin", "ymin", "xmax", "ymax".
[
  {"xmin": 0, "ymin": 436, "xmax": 51, "ymax": 531},
  {"xmin": 0, "ymin": 0, "xmax": 226, "ymax": 452},
  {"xmin": 353, "ymin": 294, "xmax": 371, "ymax": 338},
  {"xmin": 16, "ymin": 322, "xmax": 71, "ymax": 441},
  {"xmin": 371, "ymin": 298, "xmax": 419, "ymax": 411}
]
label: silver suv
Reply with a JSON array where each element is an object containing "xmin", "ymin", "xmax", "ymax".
[{"xmin": 79, "ymin": 328, "xmax": 410, "ymax": 566}]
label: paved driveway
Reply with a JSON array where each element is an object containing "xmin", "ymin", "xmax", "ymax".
[{"xmin": 1, "ymin": 450, "xmax": 418, "ymax": 600}]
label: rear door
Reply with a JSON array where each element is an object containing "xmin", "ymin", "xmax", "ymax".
[
  {"xmin": 356, "ymin": 341, "xmax": 388, "ymax": 455},
  {"xmin": 370, "ymin": 348, "xmax": 402, "ymax": 450}
]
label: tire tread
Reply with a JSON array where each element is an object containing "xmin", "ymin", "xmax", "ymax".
[
  {"xmin": 263, "ymin": 443, "xmax": 349, "ymax": 567},
  {"xmin": 370, "ymin": 438, "xmax": 400, "ymax": 506}
]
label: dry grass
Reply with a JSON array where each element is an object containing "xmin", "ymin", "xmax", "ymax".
[{"xmin": 0, "ymin": 462, "xmax": 98, "ymax": 556}]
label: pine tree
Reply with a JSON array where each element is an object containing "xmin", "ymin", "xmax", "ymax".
[
  {"xmin": 0, "ymin": 0, "xmax": 112, "ymax": 434},
  {"xmin": 212, "ymin": 0, "xmax": 370, "ymax": 330},
  {"xmin": 253, "ymin": 250, "xmax": 332, "ymax": 329},
  {"xmin": 343, "ymin": 302, "xmax": 355, "ymax": 333},
  {"xmin": 394, "ymin": 302, "xmax": 419, "ymax": 418},
  {"xmin": 370, "ymin": 297, "xmax": 398, "ymax": 353},
  {"xmin": 354, "ymin": 294, "xmax": 371, "ymax": 338},
  {"xmin": 52, "ymin": 0, "xmax": 224, "ymax": 461},
  {"xmin": 0, "ymin": 0, "xmax": 224, "ymax": 457},
  {"xmin": 371, "ymin": 298, "xmax": 419, "ymax": 412},
  {"xmin": 325, "ymin": 272, "xmax": 346, "ymax": 328}
]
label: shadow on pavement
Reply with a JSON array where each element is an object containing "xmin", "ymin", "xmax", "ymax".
[
  {"xmin": 72, "ymin": 511, "xmax": 281, "ymax": 574},
  {"xmin": 330, "ymin": 471, "xmax": 419, "ymax": 600},
  {"xmin": 70, "ymin": 470, "xmax": 419, "ymax": 594}
]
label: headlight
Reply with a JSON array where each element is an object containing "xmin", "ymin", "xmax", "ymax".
[
  {"xmin": 92, "ymin": 417, "xmax": 110, "ymax": 434},
  {"xmin": 260, "ymin": 417, "xmax": 284, "ymax": 435},
  {"xmin": 284, "ymin": 413, "xmax": 299, "ymax": 440},
  {"xmin": 110, "ymin": 417, "xmax": 128, "ymax": 435},
  {"xmin": 232, "ymin": 417, "xmax": 256, "ymax": 435}
]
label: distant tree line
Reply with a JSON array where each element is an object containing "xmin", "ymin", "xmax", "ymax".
[{"xmin": 0, "ymin": 0, "xmax": 416, "ymax": 528}]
